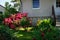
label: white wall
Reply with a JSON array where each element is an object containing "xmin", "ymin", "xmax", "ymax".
[
  {"xmin": 0, "ymin": 6, "xmax": 5, "ymax": 14},
  {"xmin": 54, "ymin": 0, "xmax": 60, "ymax": 15},
  {"xmin": 21, "ymin": 0, "xmax": 54, "ymax": 17}
]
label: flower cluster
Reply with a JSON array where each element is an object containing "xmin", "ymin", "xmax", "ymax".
[{"xmin": 3, "ymin": 12, "xmax": 31, "ymax": 29}]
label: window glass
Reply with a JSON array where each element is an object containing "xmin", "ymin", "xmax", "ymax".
[
  {"xmin": 56, "ymin": 0, "xmax": 60, "ymax": 7},
  {"xmin": 33, "ymin": 0, "xmax": 40, "ymax": 8}
]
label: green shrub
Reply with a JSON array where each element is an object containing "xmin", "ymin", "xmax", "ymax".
[
  {"xmin": 20, "ymin": 17, "xmax": 30, "ymax": 27},
  {"xmin": 32, "ymin": 18, "xmax": 60, "ymax": 40},
  {"xmin": 0, "ymin": 18, "xmax": 60, "ymax": 40},
  {"xmin": 0, "ymin": 14, "xmax": 4, "ymax": 24}
]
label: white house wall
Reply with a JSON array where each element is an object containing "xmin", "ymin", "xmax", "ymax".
[
  {"xmin": 0, "ymin": 6, "xmax": 5, "ymax": 14},
  {"xmin": 21, "ymin": 0, "xmax": 54, "ymax": 17},
  {"xmin": 54, "ymin": 0, "xmax": 60, "ymax": 15}
]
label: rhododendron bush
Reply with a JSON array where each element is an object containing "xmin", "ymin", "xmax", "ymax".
[
  {"xmin": 3, "ymin": 12, "xmax": 32, "ymax": 29},
  {"xmin": 1, "ymin": 17, "xmax": 60, "ymax": 40}
]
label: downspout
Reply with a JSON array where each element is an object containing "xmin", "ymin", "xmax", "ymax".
[{"xmin": 20, "ymin": 0, "xmax": 23, "ymax": 12}]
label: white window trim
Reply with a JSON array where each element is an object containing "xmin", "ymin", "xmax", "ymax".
[
  {"xmin": 32, "ymin": 8, "xmax": 40, "ymax": 9},
  {"xmin": 32, "ymin": 0, "xmax": 40, "ymax": 9}
]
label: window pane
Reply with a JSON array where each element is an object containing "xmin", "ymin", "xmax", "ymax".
[
  {"xmin": 56, "ymin": 2, "xmax": 59, "ymax": 4},
  {"xmin": 33, "ymin": 0, "xmax": 40, "ymax": 8},
  {"xmin": 59, "ymin": 2, "xmax": 60, "ymax": 4},
  {"xmin": 0, "ymin": 11, "xmax": 2, "ymax": 14},
  {"xmin": 56, "ymin": 4, "xmax": 59, "ymax": 7},
  {"xmin": 59, "ymin": 5, "xmax": 60, "ymax": 7},
  {"xmin": 56, "ymin": 0, "xmax": 60, "ymax": 7}
]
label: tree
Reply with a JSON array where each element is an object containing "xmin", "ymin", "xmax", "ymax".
[
  {"xmin": 4, "ymin": 2, "xmax": 11, "ymax": 18},
  {"xmin": 4, "ymin": 2, "xmax": 18, "ymax": 18},
  {"xmin": 11, "ymin": 0, "xmax": 22, "ymax": 12}
]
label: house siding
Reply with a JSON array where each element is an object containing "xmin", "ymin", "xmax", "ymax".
[
  {"xmin": 21, "ymin": 0, "xmax": 54, "ymax": 17},
  {"xmin": 54, "ymin": 0, "xmax": 60, "ymax": 15},
  {"xmin": 0, "ymin": 6, "xmax": 5, "ymax": 14}
]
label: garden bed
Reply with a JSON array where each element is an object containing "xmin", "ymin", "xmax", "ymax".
[{"xmin": 0, "ymin": 13, "xmax": 60, "ymax": 40}]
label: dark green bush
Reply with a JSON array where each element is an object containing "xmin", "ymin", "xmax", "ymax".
[
  {"xmin": 32, "ymin": 19, "xmax": 60, "ymax": 40},
  {"xmin": 0, "ymin": 19, "xmax": 60, "ymax": 40},
  {"xmin": 20, "ymin": 17, "xmax": 30, "ymax": 27}
]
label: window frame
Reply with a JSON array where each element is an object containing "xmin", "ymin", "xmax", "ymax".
[
  {"xmin": 32, "ymin": 0, "xmax": 40, "ymax": 9},
  {"xmin": 56, "ymin": 0, "xmax": 60, "ymax": 8}
]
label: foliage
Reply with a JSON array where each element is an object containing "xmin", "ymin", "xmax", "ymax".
[
  {"xmin": 37, "ymin": 18, "xmax": 52, "ymax": 26},
  {"xmin": 3, "ymin": 12, "xmax": 31, "ymax": 29},
  {"xmin": 9, "ymin": 8, "xmax": 18, "ymax": 13},
  {"xmin": 37, "ymin": 18, "xmax": 52, "ymax": 31},
  {"xmin": 0, "ymin": 12, "xmax": 33, "ymax": 40},
  {"xmin": 0, "ymin": 23, "xmax": 60, "ymax": 40},
  {"xmin": 4, "ymin": 2, "xmax": 18, "ymax": 18},
  {"xmin": 0, "ymin": 15, "xmax": 60, "ymax": 40},
  {"xmin": 0, "ymin": 13, "xmax": 3, "ymax": 24},
  {"xmin": 0, "ymin": 25, "xmax": 33, "ymax": 40},
  {"xmin": 32, "ymin": 27, "xmax": 60, "ymax": 40},
  {"xmin": 20, "ymin": 17, "xmax": 30, "ymax": 27},
  {"xmin": 35, "ymin": 19, "xmax": 60, "ymax": 40},
  {"xmin": 0, "ymin": 25, "xmax": 15, "ymax": 40},
  {"xmin": 11, "ymin": 0, "xmax": 22, "ymax": 11}
]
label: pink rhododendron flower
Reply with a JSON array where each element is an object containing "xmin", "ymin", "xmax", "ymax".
[
  {"xmin": 15, "ymin": 17, "xmax": 20, "ymax": 20},
  {"xmin": 4, "ymin": 18, "xmax": 8, "ymax": 22},
  {"xmin": 13, "ymin": 20, "xmax": 20, "ymax": 25},
  {"xmin": 10, "ymin": 14, "xmax": 16, "ymax": 20},
  {"xmin": 16, "ymin": 13, "xmax": 22, "ymax": 16},
  {"xmin": 3, "ymin": 12, "xmax": 29, "ymax": 29},
  {"xmin": 9, "ymin": 23, "xmax": 15, "ymax": 29},
  {"xmin": 8, "ymin": 18, "xmax": 13, "ymax": 23},
  {"xmin": 22, "ymin": 13, "xmax": 27, "ymax": 17},
  {"xmin": 16, "ymin": 13, "xmax": 23, "ymax": 19},
  {"xmin": 3, "ymin": 18, "xmax": 8, "ymax": 25},
  {"xmin": 4, "ymin": 18, "xmax": 9, "ymax": 25},
  {"xmin": 4, "ymin": 18, "xmax": 13, "ymax": 25}
]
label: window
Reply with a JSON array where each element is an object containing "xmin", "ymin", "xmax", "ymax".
[
  {"xmin": 33, "ymin": 0, "xmax": 40, "ymax": 8},
  {"xmin": 56, "ymin": 0, "xmax": 60, "ymax": 7},
  {"xmin": 0, "ymin": 11, "xmax": 2, "ymax": 14}
]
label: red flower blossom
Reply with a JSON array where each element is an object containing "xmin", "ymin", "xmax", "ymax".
[
  {"xmin": 23, "ymin": 13, "xmax": 27, "ymax": 17},
  {"xmin": 8, "ymin": 18, "xmax": 13, "ymax": 23},
  {"xmin": 10, "ymin": 14, "xmax": 16, "ymax": 20},
  {"xmin": 9, "ymin": 23, "xmax": 15, "ymax": 29},
  {"xmin": 4, "ymin": 18, "xmax": 9, "ymax": 25},
  {"xmin": 16, "ymin": 13, "xmax": 23, "ymax": 19},
  {"xmin": 15, "ymin": 17, "xmax": 20, "ymax": 20},
  {"xmin": 3, "ymin": 12, "xmax": 29, "ymax": 29},
  {"xmin": 4, "ymin": 18, "xmax": 8, "ymax": 24},
  {"xmin": 4, "ymin": 18, "xmax": 13, "ymax": 25}
]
